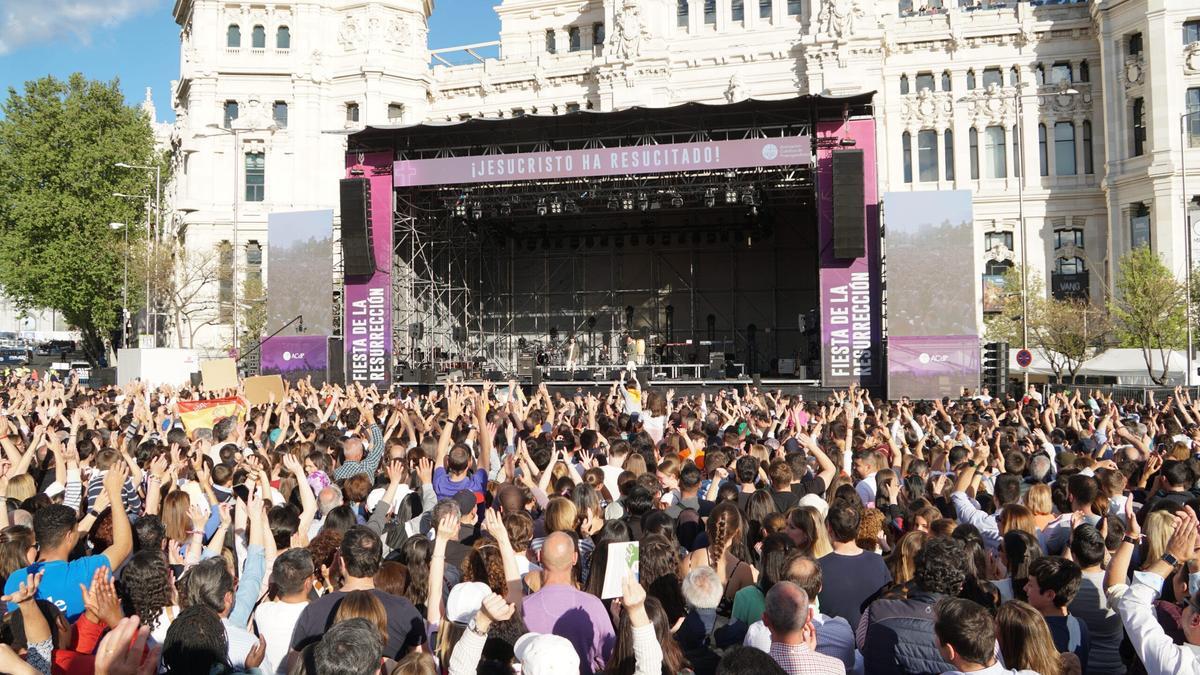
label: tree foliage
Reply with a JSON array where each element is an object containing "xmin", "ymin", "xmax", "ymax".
[
  {"xmin": 1031, "ymin": 297, "xmax": 1112, "ymax": 383},
  {"xmin": 1110, "ymin": 247, "xmax": 1187, "ymax": 385},
  {"xmin": 984, "ymin": 263, "xmax": 1045, "ymax": 348},
  {"xmin": 0, "ymin": 74, "xmax": 165, "ymax": 363}
]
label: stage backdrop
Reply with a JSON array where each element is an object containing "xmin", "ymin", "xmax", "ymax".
[
  {"xmin": 344, "ymin": 152, "xmax": 394, "ymax": 389},
  {"xmin": 261, "ymin": 335, "xmax": 330, "ymax": 385},
  {"xmin": 267, "ymin": 210, "xmax": 334, "ymax": 337},
  {"xmin": 884, "ymin": 190, "xmax": 980, "ymax": 400},
  {"xmin": 817, "ymin": 118, "xmax": 883, "ymax": 388}
]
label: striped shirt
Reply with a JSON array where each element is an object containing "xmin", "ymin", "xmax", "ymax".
[{"xmin": 768, "ymin": 641, "xmax": 846, "ymax": 675}]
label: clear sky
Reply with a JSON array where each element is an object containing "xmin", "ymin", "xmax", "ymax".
[{"xmin": 0, "ymin": 0, "xmax": 502, "ymax": 121}]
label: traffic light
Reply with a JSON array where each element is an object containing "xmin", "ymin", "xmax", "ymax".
[{"xmin": 982, "ymin": 342, "xmax": 1010, "ymax": 395}]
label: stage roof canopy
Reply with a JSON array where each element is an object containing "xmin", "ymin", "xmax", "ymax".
[{"xmin": 347, "ymin": 93, "xmax": 875, "ymax": 157}]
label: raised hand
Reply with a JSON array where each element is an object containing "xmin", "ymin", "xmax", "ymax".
[
  {"xmin": 81, "ymin": 567, "xmax": 123, "ymax": 628},
  {"xmin": 386, "ymin": 459, "xmax": 406, "ymax": 486},
  {"xmin": 95, "ymin": 616, "xmax": 160, "ymax": 675},
  {"xmin": 1, "ymin": 571, "xmax": 41, "ymax": 605},
  {"xmin": 417, "ymin": 457, "xmax": 434, "ymax": 485},
  {"xmin": 436, "ymin": 513, "xmax": 458, "ymax": 541}
]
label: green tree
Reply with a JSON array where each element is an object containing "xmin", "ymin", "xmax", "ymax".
[
  {"xmin": 984, "ymin": 263, "xmax": 1046, "ymax": 348},
  {"xmin": 1031, "ymin": 297, "xmax": 1112, "ymax": 383},
  {"xmin": 0, "ymin": 74, "xmax": 165, "ymax": 364},
  {"xmin": 1110, "ymin": 247, "xmax": 1187, "ymax": 385}
]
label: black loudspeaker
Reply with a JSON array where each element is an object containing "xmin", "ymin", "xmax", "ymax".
[
  {"xmin": 409, "ymin": 323, "xmax": 423, "ymax": 340},
  {"xmin": 549, "ymin": 370, "xmax": 571, "ymax": 382},
  {"xmin": 419, "ymin": 367, "xmax": 436, "ymax": 385},
  {"xmin": 189, "ymin": 372, "xmax": 202, "ymax": 387},
  {"xmin": 831, "ymin": 149, "xmax": 866, "ymax": 260},
  {"xmin": 340, "ymin": 178, "xmax": 376, "ymax": 277},
  {"xmin": 531, "ymin": 368, "xmax": 543, "ymax": 387},
  {"xmin": 327, "ymin": 338, "xmax": 345, "ymax": 386}
]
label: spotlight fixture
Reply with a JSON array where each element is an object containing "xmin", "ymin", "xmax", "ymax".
[
  {"xmin": 704, "ymin": 188, "xmax": 716, "ymax": 208},
  {"xmin": 536, "ymin": 198, "xmax": 548, "ymax": 216},
  {"xmin": 725, "ymin": 186, "xmax": 738, "ymax": 204},
  {"xmin": 454, "ymin": 201, "xmax": 467, "ymax": 217},
  {"xmin": 670, "ymin": 192, "xmax": 684, "ymax": 208},
  {"xmin": 500, "ymin": 201, "xmax": 512, "ymax": 216},
  {"xmin": 471, "ymin": 202, "xmax": 483, "ymax": 220},
  {"xmin": 607, "ymin": 196, "xmax": 619, "ymax": 210},
  {"xmin": 637, "ymin": 192, "xmax": 649, "ymax": 211},
  {"xmin": 550, "ymin": 197, "xmax": 563, "ymax": 215},
  {"xmin": 621, "ymin": 193, "xmax": 634, "ymax": 211},
  {"xmin": 741, "ymin": 187, "xmax": 756, "ymax": 206}
]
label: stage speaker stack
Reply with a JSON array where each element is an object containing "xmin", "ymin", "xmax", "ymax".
[
  {"xmin": 517, "ymin": 355, "xmax": 535, "ymax": 378},
  {"xmin": 340, "ymin": 178, "xmax": 377, "ymax": 277},
  {"xmin": 831, "ymin": 149, "xmax": 866, "ymax": 260},
  {"xmin": 709, "ymin": 353, "xmax": 725, "ymax": 380},
  {"xmin": 327, "ymin": 338, "xmax": 346, "ymax": 386}
]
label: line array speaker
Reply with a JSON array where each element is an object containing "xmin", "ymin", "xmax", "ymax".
[
  {"xmin": 340, "ymin": 178, "xmax": 376, "ymax": 277},
  {"xmin": 831, "ymin": 149, "xmax": 866, "ymax": 260}
]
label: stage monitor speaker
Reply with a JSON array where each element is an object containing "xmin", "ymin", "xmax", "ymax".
[
  {"xmin": 327, "ymin": 338, "xmax": 345, "ymax": 386},
  {"xmin": 548, "ymin": 370, "xmax": 571, "ymax": 382},
  {"xmin": 831, "ymin": 149, "xmax": 866, "ymax": 260},
  {"xmin": 530, "ymin": 368, "xmax": 542, "ymax": 387},
  {"xmin": 418, "ymin": 367, "xmax": 436, "ymax": 385},
  {"xmin": 484, "ymin": 369, "xmax": 506, "ymax": 382},
  {"xmin": 340, "ymin": 178, "xmax": 376, "ymax": 277}
]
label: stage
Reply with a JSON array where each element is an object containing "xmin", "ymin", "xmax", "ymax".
[{"xmin": 340, "ymin": 94, "xmax": 882, "ymax": 390}]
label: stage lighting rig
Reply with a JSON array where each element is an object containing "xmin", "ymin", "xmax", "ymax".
[
  {"xmin": 621, "ymin": 193, "xmax": 634, "ymax": 211},
  {"xmin": 725, "ymin": 186, "xmax": 738, "ymax": 204},
  {"xmin": 607, "ymin": 196, "xmax": 619, "ymax": 210},
  {"xmin": 550, "ymin": 197, "xmax": 563, "ymax": 215},
  {"xmin": 471, "ymin": 202, "xmax": 483, "ymax": 220},
  {"xmin": 454, "ymin": 201, "xmax": 468, "ymax": 217},
  {"xmin": 637, "ymin": 192, "xmax": 649, "ymax": 211},
  {"xmin": 536, "ymin": 198, "xmax": 548, "ymax": 216},
  {"xmin": 704, "ymin": 188, "xmax": 716, "ymax": 208}
]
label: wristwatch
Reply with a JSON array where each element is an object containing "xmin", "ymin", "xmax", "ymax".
[
  {"xmin": 1122, "ymin": 534, "xmax": 1142, "ymax": 546},
  {"xmin": 467, "ymin": 618, "xmax": 487, "ymax": 637},
  {"xmin": 1161, "ymin": 552, "xmax": 1183, "ymax": 568}
]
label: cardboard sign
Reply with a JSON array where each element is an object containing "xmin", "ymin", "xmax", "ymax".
[
  {"xmin": 243, "ymin": 374, "xmax": 286, "ymax": 407},
  {"xmin": 200, "ymin": 359, "xmax": 238, "ymax": 392}
]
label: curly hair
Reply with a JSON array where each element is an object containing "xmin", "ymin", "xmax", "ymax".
[
  {"xmin": 914, "ymin": 536, "xmax": 966, "ymax": 596},
  {"xmin": 461, "ymin": 537, "xmax": 506, "ymax": 596},
  {"xmin": 307, "ymin": 529, "xmax": 344, "ymax": 588},
  {"xmin": 119, "ymin": 551, "xmax": 174, "ymax": 632}
]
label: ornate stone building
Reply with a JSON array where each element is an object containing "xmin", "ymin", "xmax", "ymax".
[{"xmin": 166, "ymin": 0, "xmax": 1200, "ymax": 356}]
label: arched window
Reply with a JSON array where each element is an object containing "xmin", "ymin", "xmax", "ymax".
[
  {"xmin": 966, "ymin": 69, "xmax": 976, "ymax": 90},
  {"xmin": 1078, "ymin": 60, "xmax": 1089, "ymax": 82},
  {"xmin": 276, "ymin": 26, "xmax": 290, "ymax": 49},
  {"xmin": 252, "ymin": 25, "xmax": 266, "ymax": 49},
  {"xmin": 1082, "ymin": 120, "xmax": 1094, "ymax": 174},
  {"xmin": 226, "ymin": 24, "xmax": 241, "ymax": 48},
  {"xmin": 941, "ymin": 70, "xmax": 951, "ymax": 92},
  {"xmin": 678, "ymin": 0, "xmax": 689, "ymax": 28}
]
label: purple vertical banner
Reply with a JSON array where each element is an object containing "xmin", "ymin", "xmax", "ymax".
[
  {"xmin": 261, "ymin": 335, "xmax": 330, "ymax": 385},
  {"xmin": 818, "ymin": 118, "xmax": 882, "ymax": 387},
  {"xmin": 344, "ymin": 152, "xmax": 393, "ymax": 389}
]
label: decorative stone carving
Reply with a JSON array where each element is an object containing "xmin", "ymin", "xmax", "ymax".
[
  {"xmin": 238, "ymin": 97, "xmax": 275, "ymax": 130},
  {"xmin": 725, "ymin": 73, "xmax": 748, "ymax": 103},
  {"xmin": 1123, "ymin": 56, "xmax": 1144, "ymax": 88},
  {"xmin": 309, "ymin": 50, "xmax": 330, "ymax": 84},
  {"xmin": 1040, "ymin": 81, "xmax": 1092, "ymax": 118},
  {"xmin": 391, "ymin": 14, "xmax": 413, "ymax": 49},
  {"xmin": 1014, "ymin": 23, "xmax": 1037, "ymax": 48},
  {"xmin": 338, "ymin": 15, "xmax": 361, "ymax": 51},
  {"xmin": 961, "ymin": 84, "xmax": 1015, "ymax": 127},
  {"xmin": 900, "ymin": 89, "xmax": 953, "ymax": 131},
  {"xmin": 984, "ymin": 243, "xmax": 1015, "ymax": 263},
  {"xmin": 611, "ymin": 0, "xmax": 646, "ymax": 61},
  {"xmin": 1185, "ymin": 43, "xmax": 1200, "ymax": 74},
  {"xmin": 815, "ymin": 0, "xmax": 865, "ymax": 41}
]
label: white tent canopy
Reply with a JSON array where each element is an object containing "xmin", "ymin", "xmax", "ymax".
[{"xmin": 1010, "ymin": 348, "xmax": 1187, "ymax": 384}]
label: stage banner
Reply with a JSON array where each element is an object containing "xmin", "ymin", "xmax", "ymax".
[
  {"xmin": 817, "ymin": 119, "xmax": 882, "ymax": 388},
  {"xmin": 393, "ymin": 136, "xmax": 811, "ymax": 187},
  {"xmin": 267, "ymin": 210, "xmax": 334, "ymax": 336},
  {"xmin": 261, "ymin": 335, "xmax": 329, "ymax": 385},
  {"xmin": 344, "ymin": 152, "xmax": 394, "ymax": 389},
  {"xmin": 883, "ymin": 190, "xmax": 979, "ymax": 400}
]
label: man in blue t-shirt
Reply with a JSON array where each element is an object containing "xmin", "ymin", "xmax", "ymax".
[
  {"xmin": 6, "ymin": 463, "xmax": 133, "ymax": 621},
  {"xmin": 431, "ymin": 392, "xmax": 491, "ymax": 502}
]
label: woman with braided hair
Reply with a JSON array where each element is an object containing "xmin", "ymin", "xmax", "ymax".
[{"xmin": 680, "ymin": 501, "xmax": 756, "ymax": 615}]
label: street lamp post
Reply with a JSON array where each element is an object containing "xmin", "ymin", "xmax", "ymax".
[
  {"xmin": 113, "ymin": 192, "xmax": 151, "ymax": 347},
  {"xmin": 110, "ymin": 223, "xmax": 129, "ymax": 348},
  {"xmin": 115, "ymin": 162, "xmax": 161, "ymax": 347}
]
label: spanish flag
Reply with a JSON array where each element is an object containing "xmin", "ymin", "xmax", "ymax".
[{"xmin": 177, "ymin": 396, "xmax": 248, "ymax": 433}]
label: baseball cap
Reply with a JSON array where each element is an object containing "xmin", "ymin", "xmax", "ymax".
[
  {"xmin": 452, "ymin": 489, "xmax": 480, "ymax": 516},
  {"xmin": 514, "ymin": 633, "xmax": 580, "ymax": 674},
  {"xmin": 445, "ymin": 581, "xmax": 492, "ymax": 624}
]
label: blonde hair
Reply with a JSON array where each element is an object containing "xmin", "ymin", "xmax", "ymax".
[
  {"xmin": 1144, "ymin": 510, "xmax": 1176, "ymax": 569},
  {"xmin": 5, "ymin": 474, "xmax": 34, "ymax": 503},
  {"xmin": 1023, "ymin": 484, "xmax": 1053, "ymax": 516},
  {"xmin": 998, "ymin": 504, "xmax": 1036, "ymax": 537},
  {"xmin": 996, "ymin": 600, "xmax": 1062, "ymax": 675},
  {"xmin": 334, "ymin": 590, "xmax": 388, "ymax": 643},
  {"xmin": 623, "ymin": 454, "xmax": 648, "ymax": 476},
  {"xmin": 543, "ymin": 496, "xmax": 579, "ymax": 534},
  {"xmin": 801, "ymin": 506, "xmax": 833, "ymax": 558},
  {"xmin": 391, "ymin": 652, "xmax": 438, "ymax": 675},
  {"xmin": 888, "ymin": 530, "xmax": 928, "ymax": 586}
]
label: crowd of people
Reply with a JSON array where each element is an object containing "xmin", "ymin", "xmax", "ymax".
[{"xmin": 1, "ymin": 372, "xmax": 1200, "ymax": 675}]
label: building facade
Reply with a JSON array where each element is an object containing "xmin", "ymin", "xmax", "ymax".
[{"xmin": 166, "ymin": 0, "xmax": 1200, "ymax": 356}]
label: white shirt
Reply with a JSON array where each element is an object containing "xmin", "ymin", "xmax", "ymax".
[
  {"xmin": 254, "ymin": 600, "xmax": 309, "ymax": 674},
  {"xmin": 855, "ymin": 473, "xmax": 877, "ymax": 507},
  {"xmin": 944, "ymin": 664, "xmax": 1038, "ymax": 675},
  {"xmin": 225, "ymin": 617, "xmax": 273, "ymax": 674},
  {"xmin": 1107, "ymin": 576, "xmax": 1200, "ymax": 675},
  {"xmin": 746, "ymin": 613, "xmax": 862, "ymax": 675},
  {"xmin": 601, "ymin": 464, "xmax": 624, "ymax": 499}
]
